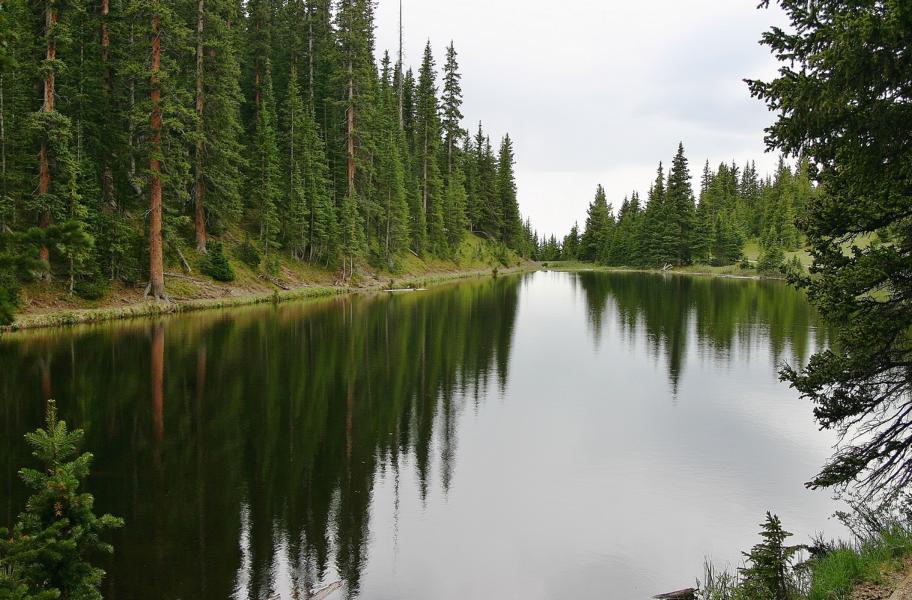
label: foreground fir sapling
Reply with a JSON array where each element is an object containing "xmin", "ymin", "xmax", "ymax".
[{"xmin": 0, "ymin": 401, "xmax": 123, "ymax": 599}]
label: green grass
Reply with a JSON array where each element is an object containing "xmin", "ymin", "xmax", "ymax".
[
  {"xmin": 807, "ymin": 526, "xmax": 912, "ymax": 600},
  {"xmin": 698, "ymin": 525, "xmax": 912, "ymax": 600}
]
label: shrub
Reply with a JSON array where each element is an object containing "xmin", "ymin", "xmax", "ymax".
[
  {"xmin": 782, "ymin": 255, "xmax": 804, "ymax": 278},
  {"xmin": 74, "ymin": 276, "xmax": 109, "ymax": 301},
  {"xmin": 203, "ymin": 242, "xmax": 236, "ymax": 282},
  {"xmin": 757, "ymin": 245, "xmax": 785, "ymax": 274},
  {"xmin": 234, "ymin": 240, "xmax": 261, "ymax": 269}
]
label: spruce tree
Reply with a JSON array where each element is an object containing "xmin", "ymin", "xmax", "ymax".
[
  {"xmin": 441, "ymin": 41, "xmax": 464, "ymax": 179},
  {"xmin": 738, "ymin": 513, "xmax": 801, "ymax": 600},
  {"xmin": 665, "ymin": 142, "xmax": 696, "ymax": 265},
  {"xmin": 193, "ymin": 0, "xmax": 246, "ymax": 253},
  {"xmin": 562, "ymin": 222, "xmax": 580, "ymax": 260},
  {"xmin": 580, "ymin": 184, "xmax": 612, "ymax": 262},
  {"xmin": 302, "ymin": 102, "xmax": 336, "ymax": 263},
  {"xmin": 333, "ymin": 0, "xmax": 376, "ymax": 271},
  {"xmin": 375, "ymin": 52, "xmax": 409, "ymax": 264},
  {"xmin": 247, "ymin": 0, "xmax": 281, "ymax": 270},
  {"xmin": 496, "ymin": 134, "xmax": 521, "ymax": 249},
  {"xmin": 444, "ymin": 163, "xmax": 468, "ymax": 251},
  {"xmin": 415, "ymin": 42, "xmax": 446, "ymax": 252},
  {"xmin": 282, "ymin": 65, "xmax": 311, "ymax": 260}
]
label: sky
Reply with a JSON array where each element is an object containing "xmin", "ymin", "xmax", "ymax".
[{"xmin": 374, "ymin": 1, "xmax": 790, "ymax": 239}]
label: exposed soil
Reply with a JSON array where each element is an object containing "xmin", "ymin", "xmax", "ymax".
[{"xmin": 853, "ymin": 562, "xmax": 912, "ymax": 600}]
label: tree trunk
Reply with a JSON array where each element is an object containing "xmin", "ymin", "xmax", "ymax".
[
  {"xmin": 194, "ymin": 0, "xmax": 207, "ymax": 254},
  {"xmin": 38, "ymin": 1, "xmax": 59, "ymax": 265},
  {"xmin": 0, "ymin": 73, "xmax": 6, "ymax": 216},
  {"xmin": 100, "ymin": 0, "xmax": 116, "ymax": 210},
  {"xmin": 347, "ymin": 63, "xmax": 355, "ymax": 197},
  {"xmin": 148, "ymin": 6, "xmax": 166, "ymax": 300},
  {"xmin": 128, "ymin": 24, "xmax": 139, "ymax": 195},
  {"xmin": 422, "ymin": 132, "xmax": 428, "ymax": 214}
]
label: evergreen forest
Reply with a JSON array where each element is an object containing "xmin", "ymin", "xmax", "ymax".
[
  {"xmin": 0, "ymin": 0, "xmax": 526, "ymax": 319},
  {"xmin": 535, "ymin": 143, "xmax": 817, "ymax": 271}
]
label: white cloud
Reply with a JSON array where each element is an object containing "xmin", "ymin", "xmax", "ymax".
[{"xmin": 375, "ymin": 0, "xmax": 790, "ymax": 238}]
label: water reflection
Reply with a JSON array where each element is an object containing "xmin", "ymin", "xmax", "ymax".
[
  {"xmin": 0, "ymin": 277, "xmax": 521, "ymax": 599},
  {"xmin": 574, "ymin": 271, "xmax": 828, "ymax": 392},
  {"xmin": 0, "ymin": 272, "xmax": 834, "ymax": 599}
]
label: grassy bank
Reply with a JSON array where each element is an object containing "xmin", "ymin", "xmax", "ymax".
[
  {"xmin": 805, "ymin": 526, "xmax": 912, "ymax": 600},
  {"xmin": 698, "ymin": 519, "xmax": 912, "ymax": 600},
  {"xmin": 4, "ymin": 234, "xmax": 535, "ymax": 332}
]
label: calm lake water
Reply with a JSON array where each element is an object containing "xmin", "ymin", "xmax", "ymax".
[{"xmin": 0, "ymin": 271, "xmax": 842, "ymax": 599}]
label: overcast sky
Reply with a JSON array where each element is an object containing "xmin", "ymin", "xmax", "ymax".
[{"xmin": 374, "ymin": 1, "xmax": 789, "ymax": 238}]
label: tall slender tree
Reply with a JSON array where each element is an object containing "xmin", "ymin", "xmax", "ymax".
[
  {"xmin": 497, "ymin": 134, "xmax": 521, "ymax": 248},
  {"xmin": 147, "ymin": 0, "xmax": 165, "ymax": 298},
  {"xmin": 665, "ymin": 142, "xmax": 696, "ymax": 265},
  {"xmin": 441, "ymin": 41, "xmax": 463, "ymax": 179},
  {"xmin": 415, "ymin": 41, "xmax": 445, "ymax": 251}
]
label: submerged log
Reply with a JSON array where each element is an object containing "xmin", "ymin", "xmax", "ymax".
[
  {"xmin": 653, "ymin": 588, "xmax": 696, "ymax": 600},
  {"xmin": 265, "ymin": 580, "xmax": 343, "ymax": 600},
  {"xmin": 311, "ymin": 581, "xmax": 343, "ymax": 600}
]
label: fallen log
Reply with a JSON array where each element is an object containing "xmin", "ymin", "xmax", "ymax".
[{"xmin": 654, "ymin": 588, "xmax": 696, "ymax": 600}]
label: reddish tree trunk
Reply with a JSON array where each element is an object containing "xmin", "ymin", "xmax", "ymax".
[
  {"xmin": 100, "ymin": 0, "xmax": 116, "ymax": 210},
  {"xmin": 38, "ymin": 3, "xmax": 58, "ymax": 264},
  {"xmin": 194, "ymin": 0, "xmax": 207, "ymax": 253},
  {"xmin": 148, "ymin": 7, "xmax": 166, "ymax": 299},
  {"xmin": 347, "ymin": 66, "xmax": 355, "ymax": 196}
]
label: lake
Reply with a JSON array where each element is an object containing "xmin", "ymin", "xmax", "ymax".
[{"xmin": 0, "ymin": 271, "xmax": 842, "ymax": 599}]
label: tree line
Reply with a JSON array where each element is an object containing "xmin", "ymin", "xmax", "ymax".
[
  {"xmin": 0, "ymin": 0, "xmax": 525, "ymax": 318},
  {"xmin": 531, "ymin": 143, "xmax": 816, "ymax": 269}
]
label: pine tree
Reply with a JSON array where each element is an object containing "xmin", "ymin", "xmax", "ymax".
[
  {"xmin": 375, "ymin": 52, "xmax": 409, "ymax": 264},
  {"xmin": 496, "ymin": 134, "xmax": 521, "ymax": 249},
  {"xmin": 147, "ymin": 0, "xmax": 166, "ymax": 298},
  {"xmin": 247, "ymin": 0, "xmax": 281, "ymax": 270},
  {"xmin": 639, "ymin": 162, "xmax": 676, "ymax": 266},
  {"xmin": 562, "ymin": 222, "xmax": 580, "ymax": 260},
  {"xmin": 302, "ymin": 102, "xmax": 336, "ymax": 263},
  {"xmin": 29, "ymin": 0, "xmax": 83, "ymax": 275},
  {"xmin": 739, "ymin": 513, "xmax": 801, "ymax": 600},
  {"xmin": 415, "ymin": 42, "xmax": 445, "ymax": 252},
  {"xmin": 334, "ymin": 0, "xmax": 377, "ymax": 271},
  {"xmin": 665, "ymin": 142, "xmax": 696, "ymax": 265},
  {"xmin": 440, "ymin": 41, "xmax": 464, "ymax": 179},
  {"xmin": 580, "ymin": 184, "xmax": 612, "ymax": 262},
  {"xmin": 193, "ymin": 0, "xmax": 246, "ymax": 253},
  {"xmin": 282, "ymin": 65, "xmax": 311, "ymax": 260},
  {"xmin": 444, "ymin": 162, "xmax": 468, "ymax": 250}
]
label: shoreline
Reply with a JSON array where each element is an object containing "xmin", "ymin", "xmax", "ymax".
[
  {"xmin": 2, "ymin": 262, "xmax": 790, "ymax": 334},
  {"xmin": 543, "ymin": 262, "xmax": 787, "ymax": 281},
  {"xmin": 2, "ymin": 265, "xmax": 536, "ymax": 333}
]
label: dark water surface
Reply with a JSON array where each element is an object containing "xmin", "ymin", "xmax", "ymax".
[{"xmin": 0, "ymin": 271, "xmax": 841, "ymax": 599}]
